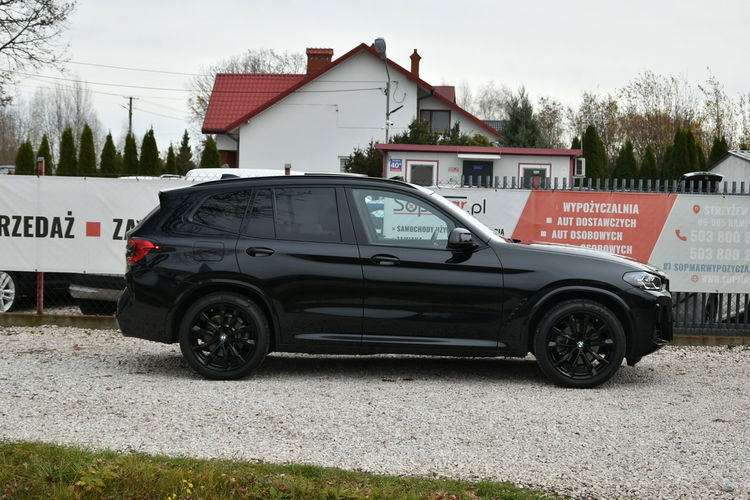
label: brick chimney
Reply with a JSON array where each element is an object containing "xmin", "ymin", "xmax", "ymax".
[
  {"xmin": 306, "ymin": 48, "xmax": 334, "ymax": 74},
  {"xmin": 410, "ymin": 49, "xmax": 421, "ymax": 77}
]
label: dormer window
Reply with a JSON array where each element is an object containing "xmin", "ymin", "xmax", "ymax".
[{"xmin": 419, "ymin": 110, "xmax": 450, "ymax": 133}]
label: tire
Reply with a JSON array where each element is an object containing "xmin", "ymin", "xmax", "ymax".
[
  {"xmin": 534, "ymin": 300, "xmax": 626, "ymax": 388},
  {"xmin": 179, "ymin": 292, "xmax": 270, "ymax": 380},
  {"xmin": 78, "ymin": 300, "xmax": 117, "ymax": 316},
  {"xmin": 0, "ymin": 271, "xmax": 18, "ymax": 313}
]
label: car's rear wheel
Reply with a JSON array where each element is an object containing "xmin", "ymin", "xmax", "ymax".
[
  {"xmin": 534, "ymin": 300, "xmax": 626, "ymax": 388},
  {"xmin": 0, "ymin": 271, "xmax": 18, "ymax": 312},
  {"xmin": 179, "ymin": 292, "xmax": 269, "ymax": 380}
]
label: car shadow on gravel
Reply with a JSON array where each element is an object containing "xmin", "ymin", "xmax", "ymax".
[
  {"xmin": 256, "ymin": 354, "xmax": 550, "ymax": 386},
  {"xmin": 114, "ymin": 351, "xmax": 663, "ymax": 388}
]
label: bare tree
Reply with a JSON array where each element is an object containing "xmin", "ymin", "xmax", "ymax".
[
  {"xmin": 188, "ymin": 48, "xmax": 305, "ymax": 130},
  {"xmin": 699, "ymin": 73, "xmax": 736, "ymax": 149},
  {"xmin": 456, "ymin": 80, "xmax": 475, "ymax": 114},
  {"xmin": 618, "ymin": 71, "xmax": 702, "ymax": 163},
  {"xmin": 473, "ymin": 81, "xmax": 510, "ymax": 121},
  {"xmin": 737, "ymin": 93, "xmax": 750, "ymax": 148},
  {"xmin": 0, "ymin": 0, "xmax": 76, "ymax": 105},
  {"xmin": 567, "ymin": 91, "xmax": 622, "ymax": 167},
  {"xmin": 537, "ymin": 96, "xmax": 567, "ymax": 148},
  {"xmin": 28, "ymin": 79, "xmax": 101, "ymax": 160}
]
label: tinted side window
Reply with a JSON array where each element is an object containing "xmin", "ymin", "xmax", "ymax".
[
  {"xmin": 190, "ymin": 190, "xmax": 251, "ymax": 234},
  {"xmin": 243, "ymin": 189, "xmax": 275, "ymax": 238},
  {"xmin": 351, "ymin": 188, "xmax": 455, "ymax": 248},
  {"xmin": 274, "ymin": 187, "xmax": 340, "ymax": 242}
]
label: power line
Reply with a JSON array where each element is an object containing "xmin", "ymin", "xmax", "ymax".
[
  {"xmin": 68, "ymin": 60, "xmax": 199, "ymax": 76},
  {"xmin": 4, "ymin": 68, "xmax": 384, "ymax": 95}
]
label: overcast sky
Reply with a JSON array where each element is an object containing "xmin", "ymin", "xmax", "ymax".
[{"xmin": 16, "ymin": 0, "xmax": 748, "ymax": 152}]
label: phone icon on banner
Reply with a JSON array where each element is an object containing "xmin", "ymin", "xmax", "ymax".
[{"xmin": 675, "ymin": 229, "xmax": 687, "ymax": 241}]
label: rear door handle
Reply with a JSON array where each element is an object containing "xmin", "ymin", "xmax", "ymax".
[
  {"xmin": 371, "ymin": 254, "xmax": 400, "ymax": 265},
  {"xmin": 246, "ymin": 247, "xmax": 274, "ymax": 257}
]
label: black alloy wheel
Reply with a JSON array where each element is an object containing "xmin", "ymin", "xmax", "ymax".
[
  {"xmin": 179, "ymin": 293, "xmax": 269, "ymax": 380},
  {"xmin": 534, "ymin": 300, "xmax": 626, "ymax": 388}
]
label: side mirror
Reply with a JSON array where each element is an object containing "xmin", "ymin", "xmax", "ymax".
[{"xmin": 447, "ymin": 228, "xmax": 477, "ymax": 251}]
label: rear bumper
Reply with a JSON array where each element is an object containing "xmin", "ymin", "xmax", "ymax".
[{"xmin": 117, "ymin": 289, "xmax": 172, "ymax": 343}]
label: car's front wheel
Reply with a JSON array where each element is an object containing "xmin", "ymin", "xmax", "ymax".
[
  {"xmin": 534, "ymin": 300, "xmax": 626, "ymax": 388},
  {"xmin": 179, "ymin": 292, "xmax": 269, "ymax": 380},
  {"xmin": 0, "ymin": 271, "xmax": 18, "ymax": 312}
]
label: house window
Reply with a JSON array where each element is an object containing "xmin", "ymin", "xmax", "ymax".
[
  {"xmin": 339, "ymin": 156, "xmax": 348, "ymax": 173},
  {"xmin": 419, "ymin": 110, "xmax": 450, "ymax": 133}
]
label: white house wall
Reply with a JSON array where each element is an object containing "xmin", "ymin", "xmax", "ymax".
[
  {"xmin": 237, "ymin": 52, "xmax": 419, "ymax": 172},
  {"xmin": 215, "ymin": 135, "xmax": 237, "ymax": 152},
  {"xmin": 711, "ymin": 156, "xmax": 749, "ymax": 185},
  {"xmin": 384, "ymin": 151, "xmax": 574, "ymax": 185}
]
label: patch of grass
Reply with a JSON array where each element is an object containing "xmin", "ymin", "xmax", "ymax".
[{"xmin": 0, "ymin": 441, "xmax": 556, "ymax": 499}]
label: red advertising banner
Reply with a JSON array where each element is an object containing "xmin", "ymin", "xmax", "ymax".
[{"xmin": 511, "ymin": 191, "xmax": 677, "ymax": 263}]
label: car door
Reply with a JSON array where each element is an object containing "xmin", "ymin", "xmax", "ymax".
[
  {"xmin": 236, "ymin": 186, "xmax": 363, "ymax": 347},
  {"xmin": 348, "ymin": 186, "xmax": 504, "ymax": 352}
]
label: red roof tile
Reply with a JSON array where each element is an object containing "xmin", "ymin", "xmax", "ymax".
[{"xmin": 202, "ymin": 73, "xmax": 304, "ymax": 133}]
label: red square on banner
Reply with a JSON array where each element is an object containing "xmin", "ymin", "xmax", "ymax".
[{"xmin": 86, "ymin": 221, "xmax": 101, "ymax": 237}]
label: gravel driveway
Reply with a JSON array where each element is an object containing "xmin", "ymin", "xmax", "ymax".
[{"xmin": 1, "ymin": 325, "xmax": 748, "ymax": 499}]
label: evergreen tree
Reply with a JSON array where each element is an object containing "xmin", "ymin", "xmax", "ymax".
[
  {"xmin": 176, "ymin": 130, "xmax": 195, "ymax": 174},
  {"xmin": 164, "ymin": 144, "xmax": 177, "ymax": 175},
  {"xmin": 581, "ymin": 125, "xmax": 607, "ymax": 180},
  {"xmin": 114, "ymin": 151, "xmax": 124, "ymax": 175},
  {"xmin": 571, "ymin": 136, "xmax": 581, "ymax": 149},
  {"xmin": 14, "ymin": 141, "xmax": 35, "ymax": 175},
  {"xmin": 696, "ymin": 143, "xmax": 706, "ymax": 170},
  {"xmin": 122, "ymin": 133, "xmax": 139, "ymax": 175},
  {"xmin": 685, "ymin": 129, "xmax": 700, "ymax": 173},
  {"xmin": 612, "ymin": 141, "xmax": 638, "ymax": 180},
  {"xmin": 200, "ymin": 135, "xmax": 221, "ymax": 168},
  {"xmin": 57, "ymin": 128, "xmax": 77, "ymax": 176},
  {"xmin": 661, "ymin": 144, "xmax": 675, "ymax": 180},
  {"xmin": 36, "ymin": 135, "xmax": 52, "ymax": 175},
  {"xmin": 501, "ymin": 88, "xmax": 546, "ymax": 147},
  {"xmin": 640, "ymin": 145, "xmax": 659, "ymax": 180},
  {"xmin": 391, "ymin": 119, "xmax": 439, "ymax": 145},
  {"xmin": 707, "ymin": 136, "xmax": 729, "ymax": 166},
  {"xmin": 139, "ymin": 128, "xmax": 160, "ymax": 176},
  {"xmin": 344, "ymin": 141, "xmax": 382, "ymax": 177},
  {"xmin": 78, "ymin": 123, "xmax": 97, "ymax": 176},
  {"xmin": 670, "ymin": 128, "xmax": 698, "ymax": 178},
  {"xmin": 100, "ymin": 133, "xmax": 118, "ymax": 176}
]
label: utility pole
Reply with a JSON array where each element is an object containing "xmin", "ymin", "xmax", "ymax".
[{"xmin": 122, "ymin": 97, "xmax": 138, "ymax": 135}]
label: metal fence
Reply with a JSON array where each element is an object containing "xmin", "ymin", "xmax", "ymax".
[{"xmin": 441, "ymin": 176, "xmax": 750, "ymax": 195}]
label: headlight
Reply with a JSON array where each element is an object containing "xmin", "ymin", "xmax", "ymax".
[{"xmin": 623, "ymin": 271, "xmax": 663, "ymax": 290}]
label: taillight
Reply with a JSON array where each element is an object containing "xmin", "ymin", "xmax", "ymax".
[{"xmin": 127, "ymin": 238, "xmax": 160, "ymax": 263}]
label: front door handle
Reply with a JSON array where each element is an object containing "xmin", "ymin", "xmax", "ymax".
[
  {"xmin": 371, "ymin": 254, "xmax": 400, "ymax": 265},
  {"xmin": 246, "ymin": 247, "xmax": 274, "ymax": 257}
]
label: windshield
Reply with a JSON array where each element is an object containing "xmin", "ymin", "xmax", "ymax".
[{"xmin": 413, "ymin": 185, "xmax": 503, "ymax": 243}]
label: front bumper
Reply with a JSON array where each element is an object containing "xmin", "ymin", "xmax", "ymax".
[{"xmin": 626, "ymin": 290, "xmax": 673, "ymax": 360}]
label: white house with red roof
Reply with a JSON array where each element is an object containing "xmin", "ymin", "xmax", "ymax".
[{"xmin": 202, "ymin": 43, "xmax": 501, "ymax": 172}]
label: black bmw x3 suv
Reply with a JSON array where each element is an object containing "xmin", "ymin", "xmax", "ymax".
[{"xmin": 117, "ymin": 175, "xmax": 672, "ymax": 388}]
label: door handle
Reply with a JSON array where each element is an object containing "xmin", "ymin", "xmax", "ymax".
[
  {"xmin": 371, "ymin": 254, "xmax": 400, "ymax": 265},
  {"xmin": 246, "ymin": 247, "xmax": 274, "ymax": 257}
]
